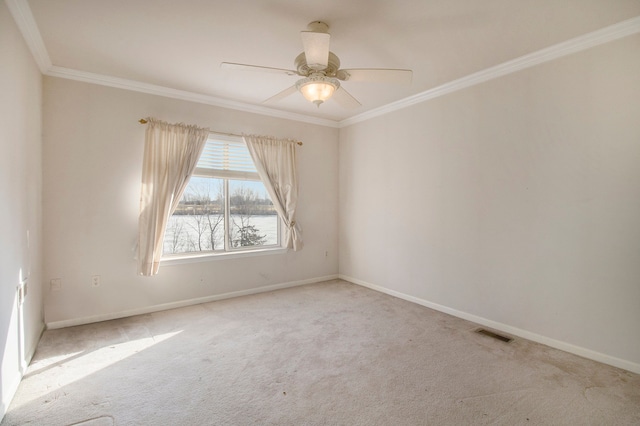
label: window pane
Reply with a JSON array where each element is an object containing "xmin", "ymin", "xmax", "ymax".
[
  {"xmin": 163, "ymin": 177, "xmax": 224, "ymax": 254},
  {"xmin": 228, "ymin": 180, "xmax": 278, "ymax": 248}
]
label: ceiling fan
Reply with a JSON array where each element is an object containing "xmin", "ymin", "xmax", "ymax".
[{"xmin": 221, "ymin": 21, "xmax": 413, "ymax": 108}]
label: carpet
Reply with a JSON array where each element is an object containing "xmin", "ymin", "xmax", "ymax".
[{"xmin": 2, "ymin": 279, "xmax": 639, "ymax": 425}]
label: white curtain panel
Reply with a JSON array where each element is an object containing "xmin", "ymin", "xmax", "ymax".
[
  {"xmin": 138, "ymin": 119, "xmax": 209, "ymax": 276},
  {"xmin": 244, "ymin": 135, "xmax": 303, "ymax": 251}
]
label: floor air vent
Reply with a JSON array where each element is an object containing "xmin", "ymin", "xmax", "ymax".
[{"xmin": 475, "ymin": 328, "xmax": 513, "ymax": 343}]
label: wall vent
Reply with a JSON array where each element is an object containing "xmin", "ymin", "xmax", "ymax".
[{"xmin": 475, "ymin": 328, "xmax": 513, "ymax": 343}]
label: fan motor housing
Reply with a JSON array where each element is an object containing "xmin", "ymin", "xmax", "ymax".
[{"xmin": 295, "ymin": 51, "xmax": 341, "ymax": 77}]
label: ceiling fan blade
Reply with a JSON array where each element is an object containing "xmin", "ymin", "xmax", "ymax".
[
  {"xmin": 332, "ymin": 86, "xmax": 361, "ymax": 109},
  {"xmin": 220, "ymin": 62, "xmax": 298, "ymax": 76},
  {"xmin": 262, "ymin": 85, "xmax": 298, "ymax": 104},
  {"xmin": 300, "ymin": 31, "xmax": 330, "ymax": 70},
  {"xmin": 337, "ymin": 68, "xmax": 413, "ymax": 84}
]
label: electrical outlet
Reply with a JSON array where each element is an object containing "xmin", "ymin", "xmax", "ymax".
[
  {"xmin": 51, "ymin": 278, "xmax": 62, "ymax": 291},
  {"xmin": 92, "ymin": 275, "xmax": 101, "ymax": 287}
]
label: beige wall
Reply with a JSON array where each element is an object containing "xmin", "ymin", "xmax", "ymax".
[
  {"xmin": 5, "ymin": 7, "xmax": 639, "ymax": 417},
  {"xmin": 339, "ymin": 34, "xmax": 640, "ymax": 371},
  {"xmin": 0, "ymin": 2, "xmax": 44, "ymax": 417},
  {"xmin": 42, "ymin": 77, "xmax": 339, "ymax": 325}
]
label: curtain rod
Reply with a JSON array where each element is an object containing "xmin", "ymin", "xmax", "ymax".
[{"xmin": 138, "ymin": 119, "xmax": 303, "ymax": 146}]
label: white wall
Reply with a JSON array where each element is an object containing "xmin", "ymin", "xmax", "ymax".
[
  {"xmin": 339, "ymin": 34, "xmax": 640, "ymax": 371},
  {"xmin": 0, "ymin": 1, "xmax": 44, "ymax": 418},
  {"xmin": 42, "ymin": 77, "xmax": 339, "ymax": 325}
]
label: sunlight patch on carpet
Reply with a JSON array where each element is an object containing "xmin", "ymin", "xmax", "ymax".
[{"xmin": 11, "ymin": 331, "xmax": 182, "ymax": 409}]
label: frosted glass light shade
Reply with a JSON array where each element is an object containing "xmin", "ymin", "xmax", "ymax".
[{"xmin": 296, "ymin": 76, "xmax": 339, "ymax": 106}]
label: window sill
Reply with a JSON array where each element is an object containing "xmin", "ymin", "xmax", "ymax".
[{"xmin": 161, "ymin": 247, "xmax": 288, "ymax": 266}]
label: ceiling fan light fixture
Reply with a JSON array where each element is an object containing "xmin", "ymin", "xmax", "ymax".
[{"xmin": 296, "ymin": 75, "xmax": 339, "ymax": 107}]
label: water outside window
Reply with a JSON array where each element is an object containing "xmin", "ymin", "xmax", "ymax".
[{"xmin": 163, "ymin": 177, "xmax": 278, "ymax": 255}]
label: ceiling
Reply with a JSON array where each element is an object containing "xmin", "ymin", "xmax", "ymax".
[{"xmin": 14, "ymin": 0, "xmax": 640, "ymax": 123}]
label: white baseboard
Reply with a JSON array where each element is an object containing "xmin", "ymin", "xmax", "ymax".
[
  {"xmin": 1, "ymin": 321, "xmax": 44, "ymax": 421},
  {"xmin": 1, "ymin": 377, "xmax": 20, "ymax": 422},
  {"xmin": 339, "ymin": 274, "xmax": 640, "ymax": 375},
  {"xmin": 42, "ymin": 272, "xmax": 640, "ymax": 374},
  {"xmin": 46, "ymin": 275, "xmax": 339, "ymax": 330}
]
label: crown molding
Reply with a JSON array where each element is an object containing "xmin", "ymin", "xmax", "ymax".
[
  {"xmin": 5, "ymin": 0, "xmax": 338, "ymax": 128},
  {"xmin": 339, "ymin": 15, "xmax": 640, "ymax": 128},
  {"xmin": 46, "ymin": 66, "xmax": 339, "ymax": 128},
  {"xmin": 7, "ymin": 0, "xmax": 639, "ymax": 129},
  {"xmin": 5, "ymin": 0, "xmax": 51, "ymax": 73}
]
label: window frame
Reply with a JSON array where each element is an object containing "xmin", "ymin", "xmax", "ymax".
[{"xmin": 161, "ymin": 133, "xmax": 283, "ymax": 263}]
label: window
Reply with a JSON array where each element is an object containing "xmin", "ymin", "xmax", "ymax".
[{"xmin": 162, "ymin": 134, "xmax": 280, "ymax": 257}]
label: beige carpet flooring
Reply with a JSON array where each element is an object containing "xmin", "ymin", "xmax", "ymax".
[{"xmin": 2, "ymin": 279, "xmax": 639, "ymax": 425}]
